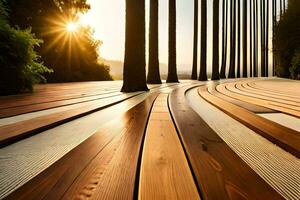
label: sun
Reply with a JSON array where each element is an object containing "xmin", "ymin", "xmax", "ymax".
[{"xmin": 66, "ymin": 22, "xmax": 78, "ymax": 32}]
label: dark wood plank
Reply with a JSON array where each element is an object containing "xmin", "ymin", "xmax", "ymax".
[
  {"xmin": 199, "ymin": 86, "xmax": 300, "ymax": 158},
  {"xmin": 0, "ymin": 93, "xmax": 142, "ymax": 147},
  {"xmin": 169, "ymin": 85, "xmax": 283, "ymax": 200},
  {"xmin": 5, "ymin": 93, "xmax": 157, "ymax": 200}
]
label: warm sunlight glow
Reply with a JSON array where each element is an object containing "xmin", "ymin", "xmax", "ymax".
[{"xmin": 66, "ymin": 22, "xmax": 78, "ymax": 32}]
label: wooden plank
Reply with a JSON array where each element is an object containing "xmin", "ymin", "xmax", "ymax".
[
  {"xmin": 169, "ymin": 85, "xmax": 283, "ymax": 200},
  {"xmin": 139, "ymin": 94, "xmax": 200, "ymax": 200},
  {"xmin": 199, "ymin": 86, "xmax": 300, "ymax": 158},
  {"xmin": 208, "ymin": 86, "xmax": 276, "ymax": 113},
  {"xmin": 234, "ymin": 83, "xmax": 300, "ymax": 106},
  {"xmin": 244, "ymin": 82, "xmax": 300, "ymax": 100},
  {"xmin": 251, "ymin": 79, "xmax": 300, "ymax": 95},
  {"xmin": 216, "ymin": 84, "xmax": 300, "ymax": 118},
  {"xmin": 6, "ymin": 93, "xmax": 157, "ymax": 200},
  {"xmin": 0, "ymin": 92, "xmax": 122, "ymax": 118},
  {"xmin": 0, "ymin": 93, "xmax": 142, "ymax": 147}
]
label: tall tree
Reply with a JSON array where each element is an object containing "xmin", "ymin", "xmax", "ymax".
[
  {"xmin": 280, "ymin": 0, "xmax": 283, "ymax": 17},
  {"xmin": 191, "ymin": 0, "xmax": 198, "ymax": 80},
  {"xmin": 272, "ymin": 0, "xmax": 276, "ymax": 76},
  {"xmin": 261, "ymin": 0, "xmax": 266, "ymax": 77},
  {"xmin": 242, "ymin": 0, "xmax": 247, "ymax": 77},
  {"xmin": 237, "ymin": 0, "xmax": 241, "ymax": 78},
  {"xmin": 212, "ymin": 0, "xmax": 220, "ymax": 80},
  {"xmin": 199, "ymin": 0, "xmax": 208, "ymax": 81},
  {"xmin": 250, "ymin": 0, "xmax": 253, "ymax": 77},
  {"xmin": 265, "ymin": 0, "xmax": 269, "ymax": 76},
  {"xmin": 220, "ymin": 0, "xmax": 228, "ymax": 78},
  {"xmin": 253, "ymin": 0, "xmax": 258, "ymax": 77},
  {"xmin": 122, "ymin": 0, "xmax": 148, "ymax": 92},
  {"xmin": 147, "ymin": 0, "xmax": 161, "ymax": 84},
  {"xmin": 167, "ymin": 0, "xmax": 179, "ymax": 83},
  {"xmin": 228, "ymin": 0, "xmax": 236, "ymax": 78}
]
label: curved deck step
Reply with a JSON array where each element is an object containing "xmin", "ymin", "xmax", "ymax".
[
  {"xmin": 5, "ymin": 93, "xmax": 158, "ymax": 200},
  {"xmin": 169, "ymin": 85, "xmax": 283, "ymax": 200},
  {"xmin": 139, "ymin": 94, "xmax": 199, "ymax": 199},
  {"xmin": 234, "ymin": 82, "xmax": 300, "ymax": 106},
  {"xmin": 199, "ymin": 86, "xmax": 300, "ymax": 158},
  {"xmin": 209, "ymin": 86, "xmax": 275, "ymax": 113},
  {"xmin": 216, "ymin": 83, "xmax": 300, "ymax": 118},
  {"xmin": 242, "ymin": 82, "xmax": 300, "ymax": 101}
]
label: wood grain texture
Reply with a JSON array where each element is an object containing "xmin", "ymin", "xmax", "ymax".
[
  {"xmin": 243, "ymin": 82, "xmax": 300, "ymax": 101},
  {"xmin": 208, "ymin": 86, "xmax": 276, "ymax": 113},
  {"xmin": 0, "ymin": 93, "xmax": 142, "ymax": 147},
  {"xmin": 139, "ymin": 94, "xmax": 200, "ymax": 200},
  {"xmin": 5, "ymin": 93, "xmax": 158, "ymax": 200},
  {"xmin": 169, "ymin": 85, "xmax": 283, "ymax": 200},
  {"xmin": 250, "ymin": 79, "xmax": 300, "ymax": 96},
  {"xmin": 234, "ymin": 82, "xmax": 300, "ymax": 106},
  {"xmin": 216, "ymin": 83, "xmax": 300, "ymax": 118},
  {"xmin": 0, "ymin": 91, "xmax": 121, "ymax": 118},
  {"xmin": 199, "ymin": 86, "xmax": 300, "ymax": 158}
]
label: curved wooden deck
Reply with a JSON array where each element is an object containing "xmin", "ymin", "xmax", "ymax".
[{"xmin": 0, "ymin": 78, "xmax": 299, "ymax": 200}]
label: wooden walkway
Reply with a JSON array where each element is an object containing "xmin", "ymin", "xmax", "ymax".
[{"xmin": 0, "ymin": 78, "xmax": 299, "ymax": 200}]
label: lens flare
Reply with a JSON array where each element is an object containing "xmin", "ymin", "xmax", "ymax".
[{"xmin": 66, "ymin": 22, "xmax": 78, "ymax": 32}]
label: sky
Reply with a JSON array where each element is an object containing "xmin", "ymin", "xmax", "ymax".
[
  {"xmin": 79, "ymin": 0, "xmax": 283, "ymax": 75},
  {"xmin": 79, "ymin": 0, "xmax": 214, "ymax": 71}
]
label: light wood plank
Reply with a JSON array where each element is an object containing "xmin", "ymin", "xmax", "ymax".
[
  {"xmin": 199, "ymin": 86, "xmax": 300, "ymax": 158},
  {"xmin": 139, "ymin": 94, "xmax": 200, "ymax": 200}
]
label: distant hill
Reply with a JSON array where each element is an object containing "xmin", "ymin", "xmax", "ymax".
[{"xmin": 103, "ymin": 60, "xmax": 194, "ymax": 80}]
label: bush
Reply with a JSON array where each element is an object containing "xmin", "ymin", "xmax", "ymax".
[
  {"xmin": 275, "ymin": 0, "xmax": 300, "ymax": 79},
  {"xmin": 0, "ymin": 1, "xmax": 52, "ymax": 95},
  {"xmin": 290, "ymin": 50, "xmax": 300, "ymax": 80}
]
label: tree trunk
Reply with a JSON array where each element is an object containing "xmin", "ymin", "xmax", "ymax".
[
  {"xmin": 272, "ymin": 0, "xmax": 276, "ymax": 76},
  {"xmin": 122, "ymin": 0, "xmax": 148, "ymax": 92},
  {"xmin": 199, "ymin": 0, "xmax": 208, "ymax": 81},
  {"xmin": 253, "ymin": 0, "xmax": 258, "ymax": 77},
  {"xmin": 191, "ymin": 0, "xmax": 198, "ymax": 80},
  {"xmin": 147, "ymin": 0, "xmax": 161, "ymax": 84},
  {"xmin": 280, "ymin": 0, "xmax": 282, "ymax": 18},
  {"xmin": 212, "ymin": 0, "xmax": 220, "ymax": 80},
  {"xmin": 220, "ymin": 0, "xmax": 228, "ymax": 78},
  {"xmin": 237, "ymin": 0, "xmax": 241, "ymax": 78},
  {"xmin": 250, "ymin": 0, "xmax": 253, "ymax": 77},
  {"xmin": 242, "ymin": 0, "xmax": 247, "ymax": 77},
  {"xmin": 265, "ymin": 0, "xmax": 269, "ymax": 77},
  {"xmin": 228, "ymin": 0, "xmax": 236, "ymax": 78},
  {"xmin": 167, "ymin": 0, "xmax": 179, "ymax": 83},
  {"xmin": 261, "ymin": 0, "xmax": 266, "ymax": 77}
]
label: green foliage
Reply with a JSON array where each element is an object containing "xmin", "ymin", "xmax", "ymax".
[
  {"xmin": 290, "ymin": 50, "xmax": 300, "ymax": 80},
  {"xmin": 275, "ymin": 0, "xmax": 300, "ymax": 79},
  {"xmin": 0, "ymin": 0, "xmax": 52, "ymax": 95},
  {"xmin": 7, "ymin": 0, "xmax": 112, "ymax": 83}
]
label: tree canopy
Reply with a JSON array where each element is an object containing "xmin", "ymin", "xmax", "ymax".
[
  {"xmin": 0, "ymin": 0, "xmax": 52, "ymax": 95},
  {"xmin": 6, "ymin": 0, "xmax": 112, "ymax": 82},
  {"xmin": 275, "ymin": 0, "xmax": 300, "ymax": 79}
]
